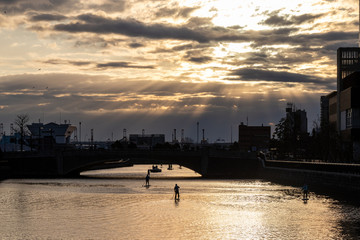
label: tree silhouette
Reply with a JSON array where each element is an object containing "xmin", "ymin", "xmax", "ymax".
[
  {"xmin": 273, "ymin": 117, "xmax": 295, "ymax": 158},
  {"xmin": 14, "ymin": 114, "xmax": 30, "ymax": 151}
]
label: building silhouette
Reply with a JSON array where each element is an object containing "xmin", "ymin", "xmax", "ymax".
[
  {"xmin": 320, "ymin": 48, "xmax": 360, "ymax": 161},
  {"xmin": 321, "ymin": 91, "xmax": 337, "ymax": 131},
  {"xmin": 129, "ymin": 134, "xmax": 165, "ymax": 149},
  {"xmin": 238, "ymin": 122, "xmax": 270, "ymax": 152},
  {"xmin": 286, "ymin": 103, "xmax": 308, "ymax": 136}
]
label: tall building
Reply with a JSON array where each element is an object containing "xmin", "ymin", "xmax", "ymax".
[
  {"xmin": 285, "ymin": 103, "xmax": 308, "ymax": 135},
  {"xmin": 321, "ymin": 48, "xmax": 360, "ymax": 161},
  {"xmin": 318, "ymin": 1, "xmax": 360, "ymax": 161},
  {"xmin": 337, "ymin": 69, "xmax": 360, "ymax": 161},
  {"xmin": 337, "ymin": 48, "xmax": 360, "ymax": 132}
]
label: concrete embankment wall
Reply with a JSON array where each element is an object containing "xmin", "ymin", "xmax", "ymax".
[{"xmin": 260, "ymin": 159, "xmax": 360, "ymax": 199}]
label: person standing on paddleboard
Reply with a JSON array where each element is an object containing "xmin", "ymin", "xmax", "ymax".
[
  {"xmin": 174, "ymin": 184, "xmax": 180, "ymax": 200},
  {"xmin": 145, "ymin": 172, "xmax": 150, "ymax": 186},
  {"xmin": 302, "ymin": 184, "xmax": 308, "ymax": 199}
]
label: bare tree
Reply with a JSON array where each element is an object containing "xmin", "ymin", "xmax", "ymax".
[{"xmin": 14, "ymin": 114, "xmax": 30, "ymax": 151}]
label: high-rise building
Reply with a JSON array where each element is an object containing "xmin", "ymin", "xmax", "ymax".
[
  {"xmin": 335, "ymin": 68, "xmax": 360, "ymax": 160},
  {"xmin": 337, "ymin": 48, "xmax": 360, "ymax": 132},
  {"xmin": 320, "ymin": 48, "xmax": 360, "ymax": 161},
  {"xmin": 285, "ymin": 103, "xmax": 308, "ymax": 135},
  {"xmin": 318, "ymin": 1, "xmax": 360, "ymax": 161}
]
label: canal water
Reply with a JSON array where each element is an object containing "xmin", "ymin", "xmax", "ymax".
[{"xmin": 1, "ymin": 165, "xmax": 360, "ymax": 239}]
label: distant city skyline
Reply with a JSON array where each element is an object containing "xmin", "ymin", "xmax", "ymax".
[{"xmin": 0, "ymin": 0, "xmax": 359, "ymax": 142}]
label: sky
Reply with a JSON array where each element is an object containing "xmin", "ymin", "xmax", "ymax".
[{"xmin": 0, "ymin": 0, "xmax": 359, "ymax": 142}]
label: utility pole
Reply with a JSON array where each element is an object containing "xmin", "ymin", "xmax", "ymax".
[
  {"xmin": 91, "ymin": 128, "xmax": 94, "ymax": 149},
  {"xmin": 79, "ymin": 122, "xmax": 82, "ymax": 148},
  {"xmin": 197, "ymin": 122, "xmax": 199, "ymax": 144},
  {"xmin": 123, "ymin": 128, "xmax": 127, "ymax": 141}
]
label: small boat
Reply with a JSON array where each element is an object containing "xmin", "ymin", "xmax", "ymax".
[{"xmin": 149, "ymin": 165, "xmax": 162, "ymax": 173}]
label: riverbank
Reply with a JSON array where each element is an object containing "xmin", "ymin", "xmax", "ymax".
[{"xmin": 260, "ymin": 158, "xmax": 360, "ymax": 203}]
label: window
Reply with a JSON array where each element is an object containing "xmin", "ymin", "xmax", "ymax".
[{"xmin": 346, "ymin": 108, "xmax": 352, "ymax": 128}]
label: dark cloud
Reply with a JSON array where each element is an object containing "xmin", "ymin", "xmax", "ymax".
[
  {"xmin": 30, "ymin": 13, "xmax": 67, "ymax": 21},
  {"xmin": 154, "ymin": 6, "xmax": 177, "ymax": 18},
  {"xmin": 227, "ymin": 25, "xmax": 244, "ymax": 30},
  {"xmin": 88, "ymin": 0, "xmax": 126, "ymax": 13},
  {"xmin": 42, "ymin": 59, "xmax": 92, "ymax": 66},
  {"xmin": 227, "ymin": 48, "xmax": 318, "ymax": 67},
  {"xmin": 0, "ymin": 0, "xmax": 125, "ymax": 15},
  {"xmin": 187, "ymin": 56, "xmax": 212, "ymax": 63},
  {"xmin": 249, "ymin": 29, "xmax": 357, "ymax": 48},
  {"xmin": 74, "ymin": 37, "xmax": 124, "ymax": 48},
  {"xmin": 229, "ymin": 68, "xmax": 331, "ymax": 86},
  {"xmin": 0, "ymin": 0, "xmax": 22, "ymax": 3},
  {"xmin": 52, "ymin": 14, "xmax": 250, "ymax": 43},
  {"xmin": 185, "ymin": 17, "xmax": 213, "ymax": 28},
  {"xmin": 291, "ymin": 13, "xmax": 325, "ymax": 25},
  {"xmin": 182, "ymin": 48, "xmax": 214, "ymax": 63},
  {"xmin": 96, "ymin": 61, "xmax": 155, "ymax": 69},
  {"xmin": 155, "ymin": 6, "xmax": 199, "ymax": 18},
  {"xmin": 150, "ymin": 43, "xmax": 210, "ymax": 54},
  {"xmin": 40, "ymin": 58, "xmax": 155, "ymax": 69},
  {"xmin": 49, "ymin": 12, "xmax": 354, "ymax": 48},
  {"xmin": 172, "ymin": 44, "xmax": 197, "ymax": 51},
  {"xmin": 128, "ymin": 42, "xmax": 144, "ymax": 48},
  {"xmin": 262, "ymin": 12, "xmax": 325, "ymax": 26},
  {"xmin": 54, "ymin": 14, "xmax": 211, "ymax": 42},
  {"xmin": 0, "ymin": 0, "xmax": 75, "ymax": 14}
]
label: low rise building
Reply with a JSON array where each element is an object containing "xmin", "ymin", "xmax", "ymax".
[{"xmin": 238, "ymin": 123, "xmax": 271, "ymax": 152}]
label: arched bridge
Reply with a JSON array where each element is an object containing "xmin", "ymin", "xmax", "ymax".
[{"xmin": 5, "ymin": 149, "xmax": 261, "ymax": 178}]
